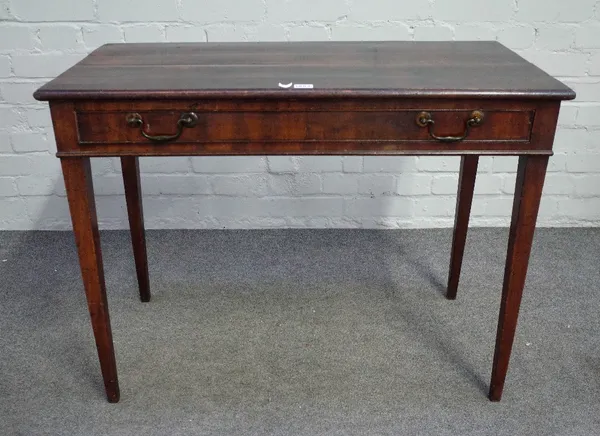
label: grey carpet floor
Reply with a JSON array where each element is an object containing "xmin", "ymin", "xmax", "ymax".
[{"xmin": 0, "ymin": 228, "xmax": 599, "ymax": 436}]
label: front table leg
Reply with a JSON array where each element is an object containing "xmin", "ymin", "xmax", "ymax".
[
  {"xmin": 489, "ymin": 155, "xmax": 548, "ymax": 401},
  {"xmin": 61, "ymin": 157, "xmax": 120, "ymax": 403}
]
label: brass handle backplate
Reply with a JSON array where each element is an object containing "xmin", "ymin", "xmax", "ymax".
[
  {"xmin": 126, "ymin": 112, "xmax": 198, "ymax": 142},
  {"xmin": 416, "ymin": 110, "xmax": 485, "ymax": 143}
]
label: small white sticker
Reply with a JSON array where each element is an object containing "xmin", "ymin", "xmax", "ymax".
[{"xmin": 293, "ymin": 83, "xmax": 314, "ymax": 89}]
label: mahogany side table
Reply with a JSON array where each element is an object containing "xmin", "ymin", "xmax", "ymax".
[{"xmin": 34, "ymin": 41, "xmax": 575, "ymax": 403}]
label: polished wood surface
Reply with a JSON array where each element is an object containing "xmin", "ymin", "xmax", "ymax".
[
  {"xmin": 489, "ymin": 155, "xmax": 549, "ymax": 401},
  {"xmin": 61, "ymin": 157, "xmax": 120, "ymax": 403},
  {"xmin": 36, "ymin": 41, "xmax": 574, "ymax": 403},
  {"xmin": 33, "ymin": 42, "xmax": 574, "ymax": 101},
  {"xmin": 121, "ymin": 157, "xmax": 150, "ymax": 303},
  {"xmin": 447, "ymin": 156, "xmax": 479, "ymax": 300}
]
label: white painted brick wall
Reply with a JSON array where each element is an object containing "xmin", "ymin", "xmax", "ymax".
[{"xmin": 0, "ymin": 0, "xmax": 599, "ymax": 230}]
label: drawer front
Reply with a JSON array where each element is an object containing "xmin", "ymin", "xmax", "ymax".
[{"xmin": 76, "ymin": 109, "xmax": 533, "ymax": 145}]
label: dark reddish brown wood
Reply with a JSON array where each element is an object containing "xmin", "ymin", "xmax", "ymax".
[
  {"xmin": 447, "ymin": 155, "xmax": 479, "ymax": 300},
  {"xmin": 33, "ymin": 42, "xmax": 575, "ymax": 101},
  {"xmin": 37, "ymin": 42, "xmax": 575, "ymax": 403},
  {"xmin": 61, "ymin": 157, "xmax": 120, "ymax": 403},
  {"xmin": 121, "ymin": 156, "xmax": 150, "ymax": 302},
  {"xmin": 489, "ymin": 155, "xmax": 549, "ymax": 401},
  {"xmin": 77, "ymin": 109, "xmax": 533, "ymax": 144}
]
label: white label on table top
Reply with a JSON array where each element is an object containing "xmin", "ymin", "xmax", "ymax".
[{"xmin": 293, "ymin": 83, "xmax": 314, "ymax": 89}]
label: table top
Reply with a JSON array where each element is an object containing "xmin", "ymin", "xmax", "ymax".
[{"xmin": 34, "ymin": 41, "xmax": 575, "ymax": 101}]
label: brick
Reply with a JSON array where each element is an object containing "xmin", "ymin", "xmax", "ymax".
[
  {"xmin": 0, "ymin": 26, "xmax": 35, "ymax": 50},
  {"xmin": 268, "ymin": 173, "xmax": 322, "ymax": 195},
  {"xmin": 0, "ymin": 82, "xmax": 41, "ymax": 104},
  {"xmin": 296, "ymin": 156, "xmax": 342, "ymax": 172},
  {"xmin": 141, "ymin": 175, "xmax": 211, "ymax": 195},
  {"xmin": 492, "ymin": 156, "xmax": 519, "ymax": 173},
  {"xmin": 576, "ymin": 106, "xmax": 600, "ymax": 126},
  {"xmin": 431, "ymin": 175, "xmax": 458, "ymax": 195},
  {"xmin": 413, "ymin": 197, "xmax": 455, "ymax": 217},
  {"xmin": 563, "ymin": 81, "xmax": 600, "ymax": 102},
  {"xmin": 0, "ymin": 55, "xmax": 10, "ymax": 78},
  {"xmin": 497, "ymin": 25, "xmax": 536, "ymax": 50},
  {"xmin": 576, "ymin": 24, "xmax": 600, "ymax": 48},
  {"xmin": 474, "ymin": 175, "xmax": 504, "ymax": 195},
  {"xmin": 212, "ymin": 175, "xmax": 269, "ymax": 196},
  {"xmin": 518, "ymin": 50, "xmax": 589, "ymax": 77},
  {"xmin": 82, "ymin": 25, "xmax": 123, "ymax": 49},
  {"xmin": 11, "ymin": 0, "xmax": 94, "ymax": 21},
  {"xmin": 345, "ymin": 198, "xmax": 413, "ymax": 217},
  {"xmin": 454, "ymin": 24, "xmax": 497, "ymax": 41},
  {"xmin": 396, "ymin": 174, "xmax": 432, "ymax": 196},
  {"xmin": 37, "ymin": 25, "xmax": 84, "ymax": 51},
  {"xmin": 332, "ymin": 23, "xmax": 411, "ymax": 41},
  {"xmin": 0, "ymin": 0, "xmax": 12, "ymax": 20},
  {"xmin": 558, "ymin": 198, "xmax": 600, "ymax": 220},
  {"xmin": 10, "ymin": 132, "xmax": 48, "ymax": 153},
  {"xmin": 588, "ymin": 52, "xmax": 600, "ymax": 76},
  {"xmin": 350, "ymin": 0, "xmax": 430, "ymax": 20},
  {"xmin": 267, "ymin": 156, "xmax": 297, "ymax": 173},
  {"xmin": 139, "ymin": 157, "xmax": 190, "ymax": 173},
  {"xmin": 542, "ymin": 174, "xmax": 575, "ymax": 195},
  {"xmin": 342, "ymin": 157, "xmax": 362, "ymax": 173},
  {"xmin": 416, "ymin": 156, "xmax": 460, "ymax": 172},
  {"xmin": 358, "ymin": 175, "xmax": 396, "ymax": 196},
  {"xmin": 267, "ymin": 0, "xmax": 347, "ymax": 22},
  {"xmin": 321, "ymin": 174, "xmax": 358, "ymax": 195},
  {"xmin": 516, "ymin": 0, "xmax": 595, "ymax": 22},
  {"xmin": 363, "ymin": 156, "xmax": 418, "ymax": 173},
  {"xmin": 15, "ymin": 176, "xmax": 56, "ymax": 196},
  {"xmin": 535, "ymin": 26, "xmax": 575, "ymax": 51},
  {"xmin": 553, "ymin": 128, "xmax": 591, "ymax": 153},
  {"xmin": 567, "ymin": 154, "xmax": 600, "ymax": 173},
  {"xmin": 557, "ymin": 105, "xmax": 578, "ymax": 127},
  {"xmin": 574, "ymin": 175, "xmax": 600, "ymax": 197},
  {"xmin": 98, "ymin": 0, "xmax": 179, "ymax": 22},
  {"xmin": 12, "ymin": 54, "xmax": 86, "ymax": 78},
  {"xmin": 25, "ymin": 108, "xmax": 53, "ymax": 128},
  {"xmin": 123, "ymin": 25, "xmax": 165, "ymax": 43},
  {"xmin": 205, "ymin": 25, "xmax": 245, "ymax": 42},
  {"xmin": 288, "ymin": 26, "xmax": 329, "ymax": 42},
  {"xmin": 24, "ymin": 196, "xmax": 74, "ymax": 224},
  {"xmin": 0, "ymin": 133, "xmax": 11, "ymax": 153},
  {"xmin": 182, "ymin": 0, "xmax": 264, "ymax": 22},
  {"xmin": 0, "ymin": 177, "xmax": 17, "ymax": 196},
  {"xmin": 435, "ymin": 0, "xmax": 513, "ymax": 21},
  {"xmin": 244, "ymin": 24, "xmax": 287, "ymax": 42},
  {"xmin": 0, "ymin": 107, "xmax": 20, "ymax": 131},
  {"xmin": 193, "ymin": 156, "xmax": 267, "ymax": 173},
  {"xmin": 0, "ymin": 198, "xmax": 29, "ymax": 229},
  {"xmin": 166, "ymin": 26, "xmax": 208, "ymax": 43},
  {"xmin": 413, "ymin": 26, "xmax": 453, "ymax": 42}
]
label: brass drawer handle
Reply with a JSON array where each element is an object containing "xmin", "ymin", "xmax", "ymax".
[
  {"xmin": 416, "ymin": 110, "xmax": 485, "ymax": 143},
  {"xmin": 126, "ymin": 112, "xmax": 198, "ymax": 142}
]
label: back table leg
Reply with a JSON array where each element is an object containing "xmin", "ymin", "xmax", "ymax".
[
  {"xmin": 61, "ymin": 157, "xmax": 120, "ymax": 403},
  {"xmin": 489, "ymin": 155, "xmax": 549, "ymax": 401},
  {"xmin": 447, "ymin": 155, "xmax": 479, "ymax": 300},
  {"xmin": 121, "ymin": 157, "xmax": 151, "ymax": 302}
]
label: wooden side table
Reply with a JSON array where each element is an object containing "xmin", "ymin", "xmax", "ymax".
[{"xmin": 34, "ymin": 41, "xmax": 575, "ymax": 402}]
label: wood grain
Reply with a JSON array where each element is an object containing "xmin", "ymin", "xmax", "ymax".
[
  {"xmin": 61, "ymin": 157, "xmax": 120, "ymax": 403},
  {"xmin": 447, "ymin": 155, "xmax": 479, "ymax": 300},
  {"xmin": 489, "ymin": 155, "xmax": 549, "ymax": 401},
  {"xmin": 33, "ymin": 42, "xmax": 575, "ymax": 101},
  {"xmin": 121, "ymin": 156, "xmax": 150, "ymax": 303}
]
